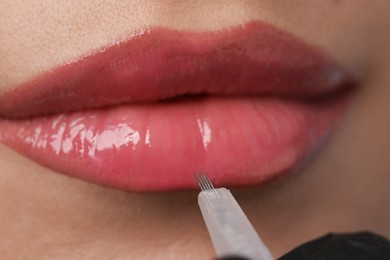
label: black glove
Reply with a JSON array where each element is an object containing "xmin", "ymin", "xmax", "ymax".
[
  {"xmin": 218, "ymin": 232, "xmax": 390, "ymax": 260},
  {"xmin": 280, "ymin": 232, "xmax": 390, "ymax": 260}
]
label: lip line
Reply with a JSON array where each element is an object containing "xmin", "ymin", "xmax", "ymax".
[{"xmin": 0, "ymin": 21, "xmax": 354, "ymax": 192}]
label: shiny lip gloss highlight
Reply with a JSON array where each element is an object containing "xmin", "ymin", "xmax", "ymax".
[{"xmin": 0, "ymin": 22, "xmax": 353, "ymax": 191}]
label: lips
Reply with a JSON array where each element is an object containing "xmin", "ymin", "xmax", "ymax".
[{"xmin": 0, "ymin": 21, "xmax": 353, "ymax": 191}]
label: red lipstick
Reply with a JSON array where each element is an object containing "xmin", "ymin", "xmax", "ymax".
[{"xmin": 0, "ymin": 22, "xmax": 353, "ymax": 191}]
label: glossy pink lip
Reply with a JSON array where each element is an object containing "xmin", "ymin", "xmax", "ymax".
[{"xmin": 0, "ymin": 22, "xmax": 353, "ymax": 191}]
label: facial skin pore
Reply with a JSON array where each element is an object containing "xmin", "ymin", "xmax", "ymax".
[{"xmin": 0, "ymin": 1, "xmax": 389, "ymax": 259}]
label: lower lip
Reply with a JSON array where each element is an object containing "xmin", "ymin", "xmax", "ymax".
[{"xmin": 0, "ymin": 95, "xmax": 348, "ymax": 191}]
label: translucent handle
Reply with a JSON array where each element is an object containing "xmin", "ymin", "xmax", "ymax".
[{"xmin": 198, "ymin": 188, "xmax": 273, "ymax": 260}]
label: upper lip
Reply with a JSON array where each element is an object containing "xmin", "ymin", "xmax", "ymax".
[{"xmin": 0, "ymin": 21, "xmax": 351, "ymax": 119}]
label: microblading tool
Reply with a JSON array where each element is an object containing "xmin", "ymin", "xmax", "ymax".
[{"xmin": 194, "ymin": 173, "xmax": 273, "ymax": 260}]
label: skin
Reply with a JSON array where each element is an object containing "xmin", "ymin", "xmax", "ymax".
[{"xmin": 0, "ymin": 0, "xmax": 389, "ymax": 259}]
